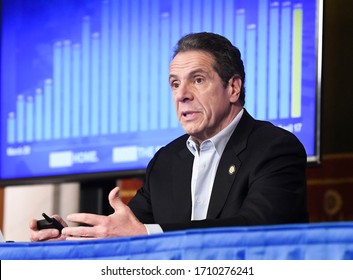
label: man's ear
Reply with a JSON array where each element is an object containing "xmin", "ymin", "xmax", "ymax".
[{"xmin": 228, "ymin": 75, "xmax": 242, "ymax": 103}]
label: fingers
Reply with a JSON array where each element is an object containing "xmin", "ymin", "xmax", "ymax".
[
  {"xmin": 29, "ymin": 227, "xmax": 62, "ymax": 242},
  {"xmin": 42, "ymin": 229, "xmax": 61, "ymax": 241},
  {"xmin": 62, "ymin": 225, "xmax": 96, "ymax": 239},
  {"xmin": 66, "ymin": 212, "xmax": 103, "ymax": 226},
  {"xmin": 108, "ymin": 186, "xmax": 121, "ymax": 211},
  {"xmin": 29, "ymin": 219, "xmax": 38, "ymax": 231},
  {"xmin": 62, "ymin": 220, "xmax": 110, "ymax": 239},
  {"xmin": 29, "ymin": 215, "xmax": 67, "ymax": 242},
  {"xmin": 51, "ymin": 214, "xmax": 68, "ymax": 227}
]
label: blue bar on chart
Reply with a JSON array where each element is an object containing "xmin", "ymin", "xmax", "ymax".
[
  {"xmin": 81, "ymin": 16, "xmax": 91, "ymax": 137},
  {"xmin": 235, "ymin": 9, "xmax": 246, "ymax": 56},
  {"xmin": 202, "ymin": 0, "xmax": 212, "ymax": 32},
  {"xmin": 91, "ymin": 33, "xmax": 100, "ymax": 136},
  {"xmin": 119, "ymin": 0, "xmax": 129, "ymax": 133},
  {"xmin": 160, "ymin": 12, "xmax": 171, "ymax": 130},
  {"xmin": 170, "ymin": 0, "xmax": 182, "ymax": 129},
  {"xmin": 53, "ymin": 42, "xmax": 62, "ymax": 139},
  {"xmin": 26, "ymin": 96, "xmax": 34, "ymax": 142},
  {"xmin": 224, "ymin": 0, "xmax": 235, "ymax": 50},
  {"xmin": 268, "ymin": 2, "xmax": 279, "ymax": 120},
  {"xmin": 110, "ymin": 0, "xmax": 119, "ymax": 134},
  {"xmin": 16, "ymin": 95, "xmax": 25, "ymax": 143},
  {"xmin": 34, "ymin": 88, "xmax": 43, "ymax": 141},
  {"xmin": 171, "ymin": 0, "xmax": 182, "ymax": 47},
  {"xmin": 101, "ymin": 0, "xmax": 109, "ymax": 135},
  {"xmin": 256, "ymin": 0, "xmax": 268, "ymax": 120},
  {"xmin": 191, "ymin": 0, "xmax": 202, "ymax": 32},
  {"xmin": 280, "ymin": 1, "xmax": 292, "ymax": 119},
  {"xmin": 139, "ymin": 0, "xmax": 150, "ymax": 132},
  {"xmin": 149, "ymin": 0, "xmax": 159, "ymax": 131},
  {"xmin": 213, "ymin": 0, "xmax": 223, "ymax": 34},
  {"xmin": 181, "ymin": 0, "xmax": 191, "ymax": 35},
  {"xmin": 245, "ymin": 24, "xmax": 256, "ymax": 117},
  {"xmin": 43, "ymin": 79, "xmax": 52, "ymax": 140},
  {"xmin": 7, "ymin": 112, "xmax": 15, "ymax": 144},
  {"xmin": 62, "ymin": 40, "xmax": 71, "ymax": 138},
  {"xmin": 72, "ymin": 45, "xmax": 81, "ymax": 138},
  {"xmin": 129, "ymin": 0, "xmax": 139, "ymax": 133}
]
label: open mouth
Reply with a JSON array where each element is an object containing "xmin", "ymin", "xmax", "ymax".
[{"xmin": 182, "ymin": 112, "xmax": 194, "ymax": 117}]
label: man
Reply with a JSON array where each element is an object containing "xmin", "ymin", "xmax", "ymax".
[{"xmin": 30, "ymin": 32, "xmax": 308, "ymax": 241}]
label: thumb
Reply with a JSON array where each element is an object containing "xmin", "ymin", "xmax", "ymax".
[{"xmin": 108, "ymin": 186, "xmax": 122, "ymax": 211}]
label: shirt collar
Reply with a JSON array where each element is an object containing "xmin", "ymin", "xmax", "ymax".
[{"xmin": 186, "ymin": 108, "xmax": 244, "ymax": 156}]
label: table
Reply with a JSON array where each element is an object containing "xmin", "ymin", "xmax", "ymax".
[{"xmin": 1, "ymin": 222, "xmax": 353, "ymax": 259}]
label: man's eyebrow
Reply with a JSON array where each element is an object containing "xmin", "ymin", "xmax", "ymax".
[
  {"xmin": 189, "ymin": 68, "xmax": 209, "ymax": 77},
  {"xmin": 169, "ymin": 68, "xmax": 209, "ymax": 80},
  {"xmin": 169, "ymin": 74, "xmax": 178, "ymax": 81}
]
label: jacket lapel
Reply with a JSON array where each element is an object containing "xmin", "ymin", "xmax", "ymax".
[{"xmin": 207, "ymin": 110, "xmax": 255, "ymax": 218}]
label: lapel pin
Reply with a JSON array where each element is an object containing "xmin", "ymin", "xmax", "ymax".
[{"xmin": 228, "ymin": 165, "xmax": 236, "ymax": 175}]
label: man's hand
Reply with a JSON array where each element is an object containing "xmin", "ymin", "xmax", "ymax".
[
  {"xmin": 29, "ymin": 214, "xmax": 68, "ymax": 242},
  {"xmin": 62, "ymin": 187, "xmax": 147, "ymax": 239}
]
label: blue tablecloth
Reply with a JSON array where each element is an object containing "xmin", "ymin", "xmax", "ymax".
[{"xmin": 1, "ymin": 222, "xmax": 353, "ymax": 260}]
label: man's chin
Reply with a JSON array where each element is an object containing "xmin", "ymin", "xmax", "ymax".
[{"xmin": 183, "ymin": 127, "xmax": 200, "ymax": 136}]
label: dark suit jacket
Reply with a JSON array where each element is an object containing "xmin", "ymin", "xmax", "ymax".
[{"xmin": 128, "ymin": 110, "xmax": 308, "ymax": 231}]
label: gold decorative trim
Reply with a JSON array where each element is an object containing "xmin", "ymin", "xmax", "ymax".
[
  {"xmin": 324, "ymin": 189, "xmax": 343, "ymax": 216},
  {"xmin": 322, "ymin": 153, "xmax": 353, "ymax": 160},
  {"xmin": 307, "ymin": 178, "xmax": 353, "ymax": 186}
]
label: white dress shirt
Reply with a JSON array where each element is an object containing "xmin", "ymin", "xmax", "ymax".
[{"xmin": 145, "ymin": 109, "xmax": 244, "ymax": 233}]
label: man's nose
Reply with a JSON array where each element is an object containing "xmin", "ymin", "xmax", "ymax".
[{"xmin": 175, "ymin": 83, "xmax": 192, "ymax": 102}]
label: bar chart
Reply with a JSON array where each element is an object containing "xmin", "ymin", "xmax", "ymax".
[
  {"xmin": 1, "ymin": 0, "xmax": 320, "ymax": 182},
  {"xmin": 5, "ymin": 0, "xmax": 305, "ymax": 144}
]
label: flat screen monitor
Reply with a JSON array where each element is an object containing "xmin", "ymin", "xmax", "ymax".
[{"xmin": 0, "ymin": 0, "xmax": 323, "ymax": 185}]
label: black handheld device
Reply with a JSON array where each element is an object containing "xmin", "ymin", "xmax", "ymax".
[{"xmin": 37, "ymin": 213, "xmax": 64, "ymax": 233}]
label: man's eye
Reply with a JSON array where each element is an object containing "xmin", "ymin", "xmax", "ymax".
[
  {"xmin": 171, "ymin": 82, "xmax": 179, "ymax": 89},
  {"xmin": 195, "ymin": 78, "xmax": 203, "ymax": 84}
]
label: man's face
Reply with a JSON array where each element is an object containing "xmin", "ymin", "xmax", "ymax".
[{"xmin": 169, "ymin": 50, "xmax": 241, "ymax": 144}]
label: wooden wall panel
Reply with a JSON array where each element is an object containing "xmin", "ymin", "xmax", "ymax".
[{"xmin": 307, "ymin": 154, "xmax": 353, "ymax": 222}]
